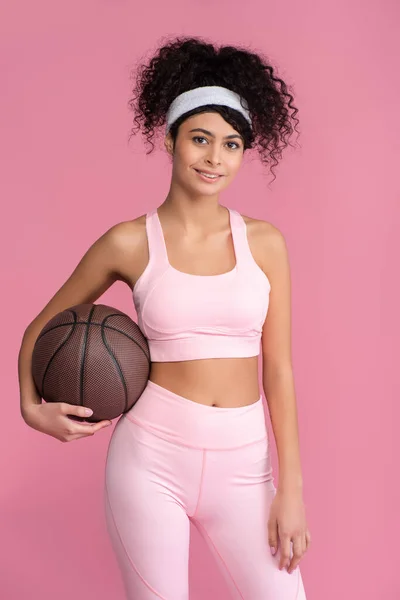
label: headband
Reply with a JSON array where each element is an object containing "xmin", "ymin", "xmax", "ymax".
[{"xmin": 165, "ymin": 85, "xmax": 252, "ymax": 133}]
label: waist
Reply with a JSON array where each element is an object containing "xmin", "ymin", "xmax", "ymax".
[
  {"xmin": 149, "ymin": 355, "xmax": 260, "ymax": 407},
  {"xmin": 124, "ymin": 379, "xmax": 268, "ymax": 449}
]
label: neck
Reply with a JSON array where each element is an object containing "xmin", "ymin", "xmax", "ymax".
[{"xmin": 160, "ymin": 187, "xmax": 226, "ymax": 232}]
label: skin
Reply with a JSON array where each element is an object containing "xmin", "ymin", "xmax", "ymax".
[{"xmin": 19, "ymin": 110, "xmax": 311, "ymax": 573}]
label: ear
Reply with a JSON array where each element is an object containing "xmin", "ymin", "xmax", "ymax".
[{"xmin": 164, "ymin": 132, "xmax": 174, "ymax": 156}]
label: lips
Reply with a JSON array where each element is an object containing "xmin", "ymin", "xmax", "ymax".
[
  {"xmin": 194, "ymin": 169, "xmax": 223, "ymax": 177},
  {"xmin": 195, "ymin": 169, "xmax": 222, "ymax": 176},
  {"xmin": 194, "ymin": 170, "xmax": 223, "ymax": 183}
]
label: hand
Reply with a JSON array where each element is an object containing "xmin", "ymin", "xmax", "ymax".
[
  {"xmin": 22, "ymin": 402, "xmax": 112, "ymax": 442},
  {"xmin": 268, "ymin": 488, "xmax": 311, "ymax": 574}
]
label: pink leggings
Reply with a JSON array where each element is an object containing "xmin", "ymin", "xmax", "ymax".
[{"xmin": 104, "ymin": 380, "xmax": 307, "ymax": 599}]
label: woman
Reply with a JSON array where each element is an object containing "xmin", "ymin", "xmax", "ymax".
[{"xmin": 19, "ymin": 36, "xmax": 310, "ymax": 599}]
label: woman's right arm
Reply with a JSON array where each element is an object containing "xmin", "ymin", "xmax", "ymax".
[{"xmin": 18, "ymin": 219, "xmax": 141, "ymax": 441}]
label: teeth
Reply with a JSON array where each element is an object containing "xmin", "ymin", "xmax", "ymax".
[{"xmin": 198, "ymin": 171, "xmax": 219, "ymax": 178}]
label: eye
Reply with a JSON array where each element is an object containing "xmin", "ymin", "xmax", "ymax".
[
  {"xmin": 226, "ymin": 141, "xmax": 241, "ymax": 150},
  {"xmin": 192, "ymin": 136, "xmax": 241, "ymax": 150},
  {"xmin": 192, "ymin": 136, "xmax": 208, "ymax": 144}
]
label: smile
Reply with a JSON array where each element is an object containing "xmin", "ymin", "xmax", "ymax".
[{"xmin": 194, "ymin": 169, "xmax": 223, "ymax": 182}]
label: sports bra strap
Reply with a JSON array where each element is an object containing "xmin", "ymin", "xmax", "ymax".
[
  {"xmin": 228, "ymin": 208, "xmax": 255, "ymax": 270},
  {"xmin": 145, "ymin": 209, "xmax": 169, "ymax": 267}
]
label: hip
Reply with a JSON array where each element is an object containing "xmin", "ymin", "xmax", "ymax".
[{"xmin": 123, "ymin": 379, "xmax": 268, "ymax": 450}]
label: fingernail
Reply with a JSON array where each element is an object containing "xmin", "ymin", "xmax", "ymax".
[
  {"xmin": 84, "ymin": 408, "xmax": 93, "ymax": 415},
  {"xmin": 270, "ymin": 546, "xmax": 276, "ymax": 555}
]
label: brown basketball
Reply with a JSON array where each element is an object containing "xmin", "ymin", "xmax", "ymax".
[{"xmin": 31, "ymin": 303, "xmax": 150, "ymax": 422}]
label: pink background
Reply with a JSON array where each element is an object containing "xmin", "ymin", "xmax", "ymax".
[{"xmin": 1, "ymin": 1, "xmax": 399, "ymax": 598}]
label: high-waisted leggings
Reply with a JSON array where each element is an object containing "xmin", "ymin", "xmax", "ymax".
[{"xmin": 104, "ymin": 379, "xmax": 307, "ymax": 599}]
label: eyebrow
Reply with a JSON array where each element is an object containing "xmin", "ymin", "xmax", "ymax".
[{"xmin": 189, "ymin": 128, "xmax": 242, "ymax": 141}]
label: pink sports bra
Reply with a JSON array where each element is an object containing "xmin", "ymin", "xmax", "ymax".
[{"xmin": 132, "ymin": 207, "xmax": 271, "ymax": 362}]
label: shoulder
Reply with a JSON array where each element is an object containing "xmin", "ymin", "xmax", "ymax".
[
  {"xmin": 97, "ymin": 215, "xmax": 148, "ymax": 287},
  {"xmin": 103, "ymin": 214, "xmax": 147, "ymax": 253},
  {"xmin": 238, "ymin": 212, "xmax": 290, "ymax": 286},
  {"xmin": 239, "ymin": 212, "xmax": 288, "ymax": 255}
]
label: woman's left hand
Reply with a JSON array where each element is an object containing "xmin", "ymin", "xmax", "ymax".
[{"xmin": 267, "ymin": 488, "xmax": 311, "ymax": 574}]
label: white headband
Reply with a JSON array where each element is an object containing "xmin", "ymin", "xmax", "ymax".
[{"xmin": 165, "ymin": 85, "xmax": 252, "ymax": 133}]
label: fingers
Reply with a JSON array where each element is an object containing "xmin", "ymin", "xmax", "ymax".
[
  {"xmin": 62, "ymin": 420, "xmax": 112, "ymax": 442},
  {"xmin": 61, "ymin": 403, "xmax": 112, "ymax": 427},
  {"xmin": 268, "ymin": 519, "xmax": 279, "ymax": 556},
  {"xmin": 70, "ymin": 419, "xmax": 112, "ymax": 434},
  {"xmin": 282, "ymin": 529, "xmax": 311, "ymax": 574},
  {"xmin": 60, "ymin": 403, "xmax": 94, "ymax": 419},
  {"xmin": 279, "ymin": 534, "xmax": 292, "ymax": 571},
  {"xmin": 305, "ymin": 528, "xmax": 312, "ymax": 550},
  {"xmin": 59, "ymin": 404, "xmax": 112, "ymax": 441},
  {"xmin": 286, "ymin": 535, "xmax": 305, "ymax": 574}
]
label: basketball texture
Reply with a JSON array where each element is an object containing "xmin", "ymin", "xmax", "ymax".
[{"xmin": 31, "ymin": 304, "xmax": 150, "ymax": 422}]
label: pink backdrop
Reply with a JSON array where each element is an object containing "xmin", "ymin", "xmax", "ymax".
[{"xmin": 1, "ymin": 1, "xmax": 399, "ymax": 598}]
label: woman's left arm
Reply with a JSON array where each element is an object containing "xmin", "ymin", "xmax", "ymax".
[{"xmin": 259, "ymin": 222, "xmax": 311, "ymax": 573}]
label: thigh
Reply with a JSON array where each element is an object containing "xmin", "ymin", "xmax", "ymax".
[
  {"xmin": 104, "ymin": 416, "xmax": 191, "ymax": 600},
  {"xmin": 192, "ymin": 438, "xmax": 307, "ymax": 600}
]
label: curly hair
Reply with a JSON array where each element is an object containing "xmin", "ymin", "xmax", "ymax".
[{"xmin": 128, "ymin": 35, "xmax": 300, "ymax": 184}]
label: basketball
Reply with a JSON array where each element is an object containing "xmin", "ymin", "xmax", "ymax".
[{"xmin": 31, "ymin": 303, "xmax": 150, "ymax": 422}]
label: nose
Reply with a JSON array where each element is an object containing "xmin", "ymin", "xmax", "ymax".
[{"xmin": 204, "ymin": 145, "xmax": 222, "ymax": 166}]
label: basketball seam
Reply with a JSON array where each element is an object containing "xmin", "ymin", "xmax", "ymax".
[
  {"xmin": 79, "ymin": 305, "xmax": 96, "ymax": 406},
  {"xmin": 101, "ymin": 315, "xmax": 128, "ymax": 413},
  {"xmin": 40, "ymin": 312, "xmax": 78, "ymax": 399},
  {"xmin": 35, "ymin": 322, "xmax": 150, "ymax": 362}
]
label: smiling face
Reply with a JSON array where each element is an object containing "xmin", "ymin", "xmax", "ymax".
[{"xmin": 164, "ymin": 111, "xmax": 245, "ymax": 197}]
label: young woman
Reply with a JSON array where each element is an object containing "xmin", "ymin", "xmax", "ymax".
[{"xmin": 19, "ymin": 37, "xmax": 310, "ymax": 599}]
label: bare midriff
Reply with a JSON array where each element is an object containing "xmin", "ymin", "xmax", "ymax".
[{"xmin": 149, "ymin": 356, "xmax": 261, "ymax": 408}]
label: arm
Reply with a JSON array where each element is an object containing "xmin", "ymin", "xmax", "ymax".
[
  {"xmin": 260, "ymin": 223, "xmax": 311, "ymax": 573},
  {"xmin": 261, "ymin": 224, "xmax": 303, "ymax": 493},
  {"xmin": 18, "ymin": 220, "xmax": 141, "ymax": 421}
]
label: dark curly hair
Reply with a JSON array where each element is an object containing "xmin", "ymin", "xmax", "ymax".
[{"xmin": 128, "ymin": 35, "xmax": 300, "ymax": 184}]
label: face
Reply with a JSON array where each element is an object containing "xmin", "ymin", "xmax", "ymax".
[{"xmin": 164, "ymin": 111, "xmax": 244, "ymax": 196}]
